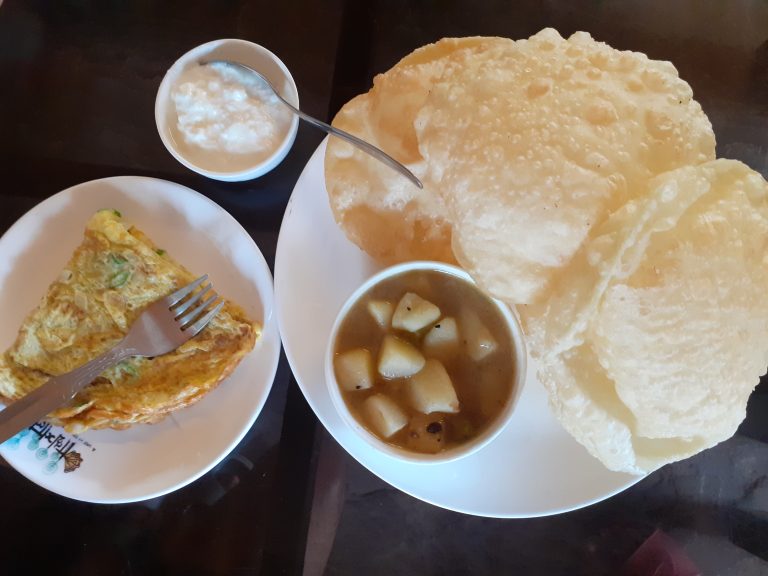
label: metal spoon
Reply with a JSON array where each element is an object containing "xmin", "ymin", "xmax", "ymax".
[{"xmin": 199, "ymin": 59, "xmax": 423, "ymax": 189}]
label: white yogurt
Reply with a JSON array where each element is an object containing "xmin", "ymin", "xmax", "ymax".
[{"xmin": 171, "ymin": 63, "xmax": 291, "ymax": 162}]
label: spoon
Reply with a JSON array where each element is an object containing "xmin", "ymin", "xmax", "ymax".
[{"xmin": 199, "ymin": 59, "xmax": 423, "ymax": 189}]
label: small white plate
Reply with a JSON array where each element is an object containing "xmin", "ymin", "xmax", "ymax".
[
  {"xmin": 0, "ymin": 176, "xmax": 281, "ymax": 503},
  {"xmin": 275, "ymin": 139, "xmax": 643, "ymax": 518}
]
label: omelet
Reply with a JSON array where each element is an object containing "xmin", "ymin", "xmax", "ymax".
[{"xmin": 0, "ymin": 210, "xmax": 259, "ymax": 433}]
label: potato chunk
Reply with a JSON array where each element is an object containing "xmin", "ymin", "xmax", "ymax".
[
  {"xmin": 423, "ymin": 317, "xmax": 459, "ymax": 357},
  {"xmin": 461, "ymin": 308, "xmax": 497, "ymax": 361},
  {"xmin": 335, "ymin": 348, "xmax": 374, "ymax": 391},
  {"xmin": 367, "ymin": 299, "xmax": 393, "ymax": 328},
  {"xmin": 378, "ymin": 334, "xmax": 425, "ymax": 378},
  {"xmin": 408, "ymin": 359, "xmax": 460, "ymax": 414},
  {"xmin": 363, "ymin": 394, "xmax": 408, "ymax": 438},
  {"xmin": 392, "ymin": 292, "xmax": 441, "ymax": 332}
]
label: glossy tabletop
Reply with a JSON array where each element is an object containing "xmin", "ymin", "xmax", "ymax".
[{"xmin": 1, "ymin": 1, "xmax": 767, "ymax": 575}]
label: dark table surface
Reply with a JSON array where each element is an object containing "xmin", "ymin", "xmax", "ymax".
[{"xmin": 1, "ymin": 1, "xmax": 767, "ymax": 575}]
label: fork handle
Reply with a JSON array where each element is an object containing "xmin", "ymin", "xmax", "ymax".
[{"xmin": 0, "ymin": 342, "xmax": 137, "ymax": 444}]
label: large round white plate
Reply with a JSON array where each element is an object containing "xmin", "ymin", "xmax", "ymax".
[
  {"xmin": 0, "ymin": 176, "xmax": 280, "ymax": 503},
  {"xmin": 275, "ymin": 139, "xmax": 643, "ymax": 518}
]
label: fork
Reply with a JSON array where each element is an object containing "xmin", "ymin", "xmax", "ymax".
[{"xmin": 0, "ymin": 275, "xmax": 224, "ymax": 443}]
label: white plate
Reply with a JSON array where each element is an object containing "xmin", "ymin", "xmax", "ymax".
[
  {"xmin": 0, "ymin": 176, "xmax": 280, "ymax": 503},
  {"xmin": 275, "ymin": 139, "xmax": 643, "ymax": 518}
]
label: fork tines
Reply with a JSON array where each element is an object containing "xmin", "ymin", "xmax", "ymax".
[{"xmin": 169, "ymin": 275, "xmax": 224, "ymax": 336}]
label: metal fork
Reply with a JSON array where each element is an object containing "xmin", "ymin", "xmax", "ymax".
[{"xmin": 0, "ymin": 275, "xmax": 224, "ymax": 443}]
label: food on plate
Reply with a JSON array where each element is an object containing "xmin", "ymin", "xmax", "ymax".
[
  {"xmin": 416, "ymin": 28, "xmax": 715, "ymax": 304},
  {"xmin": 171, "ymin": 62, "xmax": 292, "ymax": 170},
  {"xmin": 377, "ymin": 334, "xmax": 425, "ymax": 379},
  {"xmin": 324, "ymin": 27, "xmax": 768, "ymax": 474},
  {"xmin": 409, "ymin": 359, "xmax": 460, "ymax": 415},
  {"xmin": 0, "ymin": 209, "xmax": 260, "ymax": 433},
  {"xmin": 367, "ymin": 299, "xmax": 393, "ymax": 328},
  {"xmin": 363, "ymin": 394, "xmax": 408, "ymax": 439},
  {"xmin": 422, "ymin": 316, "xmax": 459, "ymax": 358},
  {"xmin": 325, "ymin": 29, "xmax": 715, "ymax": 304},
  {"xmin": 325, "ymin": 37, "xmax": 510, "ymax": 264},
  {"xmin": 335, "ymin": 348, "xmax": 374, "ymax": 391},
  {"xmin": 524, "ymin": 159, "xmax": 768, "ymax": 474},
  {"xmin": 391, "ymin": 292, "xmax": 441, "ymax": 332},
  {"xmin": 332, "ymin": 269, "xmax": 516, "ymax": 454}
]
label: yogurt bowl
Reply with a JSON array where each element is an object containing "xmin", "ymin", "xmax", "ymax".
[{"xmin": 155, "ymin": 39, "xmax": 299, "ymax": 182}]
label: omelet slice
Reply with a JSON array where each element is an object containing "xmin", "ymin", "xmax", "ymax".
[{"xmin": 0, "ymin": 210, "xmax": 260, "ymax": 433}]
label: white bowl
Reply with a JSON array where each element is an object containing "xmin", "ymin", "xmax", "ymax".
[
  {"xmin": 155, "ymin": 39, "xmax": 300, "ymax": 182},
  {"xmin": 325, "ymin": 261, "xmax": 527, "ymax": 465}
]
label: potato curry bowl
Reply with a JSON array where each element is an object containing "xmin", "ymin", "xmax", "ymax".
[{"xmin": 326, "ymin": 262, "xmax": 526, "ymax": 464}]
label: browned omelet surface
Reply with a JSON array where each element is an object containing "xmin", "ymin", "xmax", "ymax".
[{"xmin": 0, "ymin": 210, "xmax": 260, "ymax": 433}]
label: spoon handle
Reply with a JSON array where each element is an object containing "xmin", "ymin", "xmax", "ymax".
[
  {"xmin": 279, "ymin": 99, "xmax": 423, "ymax": 189},
  {"xmin": 201, "ymin": 59, "xmax": 422, "ymax": 189}
]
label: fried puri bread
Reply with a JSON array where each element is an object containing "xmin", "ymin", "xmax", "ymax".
[
  {"xmin": 324, "ymin": 37, "xmax": 511, "ymax": 265},
  {"xmin": 0, "ymin": 210, "xmax": 259, "ymax": 433}
]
